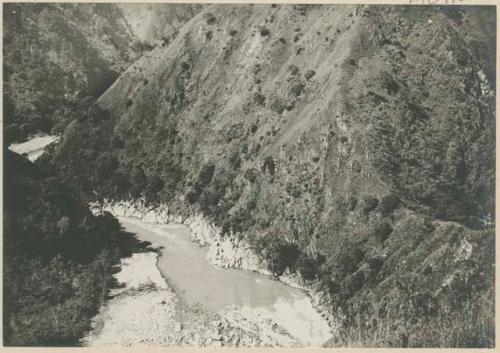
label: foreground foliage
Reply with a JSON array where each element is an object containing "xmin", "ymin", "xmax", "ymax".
[{"xmin": 3, "ymin": 150, "xmax": 150, "ymax": 346}]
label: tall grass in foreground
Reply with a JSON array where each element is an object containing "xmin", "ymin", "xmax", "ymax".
[{"xmin": 330, "ymin": 289, "xmax": 494, "ymax": 348}]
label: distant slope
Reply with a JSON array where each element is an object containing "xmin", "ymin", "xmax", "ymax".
[
  {"xmin": 118, "ymin": 3, "xmax": 203, "ymax": 45},
  {"xmin": 3, "ymin": 3, "xmax": 131, "ymax": 142},
  {"xmin": 3, "ymin": 3, "xmax": 200, "ymax": 143},
  {"xmin": 44, "ymin": 5, "xmax": 495, "ymax": 347}
]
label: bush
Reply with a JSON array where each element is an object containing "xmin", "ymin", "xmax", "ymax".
[
  {"xmin": 374, "ymin": 221, "xmax": 393, "ymax": 242},
  {"xmin": 269, "ymin": 96, "xmax": 288, "ymax": 114},
  {"xmin": 206, "ymin": 13, "xmax": 216, "ymax": 25},
  {"xmin": 244, "ymin": 168, "xmax": 258, "ymax": 183},
  {"xmin": 228, "ymin": 149, "xmax": 241, "ymax": 170},
  {"xmin": 197, "ymin": 163, "xmax": 215, "ymax": 187},
  {"xmin": 321, "ymin": 233, "xmax": 365, "ymax": 281},
  {"xmin": 130, "ymin": 39, "xmax": 154, "ymax": 53},
  {"xmin": 362, "ymin": 196, "xmax": 379, "ymax": 215},
  {"xmin": 255, "ymin": 236, "xmax": 300, "ymax": 277},
  {"xmin": 305, "ymin": 70, "xmax": 316, "ymax": 80},
  {"xmin": 348, "ymin": 196, "xmax": 358, "ymax": 211},
  {"xmin": 288, "ymin": 64, "xmax": 300, "ymax": 76},
  {"xmin": 253, "ymin": 92, "xmax": 266, "ymax": 106},
  {"xmin": 259, "ymin": 27, "xmax": 270, "ymax": 37},
  {"xmin": 296, "ymin": 253, "xmax": 321, "ymax": 280},
  {"xmin": 289, "ymin": 81, "xmax": 305, "ymax": 98},
  {"xmin": 378, "ymin": 193, "xmax": 400, "ymax": 216},
  {"xmin": 262, "ymin": 156, "xmax": 276, "ymax": 176}
]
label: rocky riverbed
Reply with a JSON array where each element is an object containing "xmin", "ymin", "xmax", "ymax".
[{"xmin": 84, "ymin": 201, "xmax": 335, "ymax": 347}]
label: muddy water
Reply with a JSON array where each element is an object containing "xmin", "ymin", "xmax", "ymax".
[{"xmin": 118, "ymin": 216, "xmax": 332, "ymax": 346}]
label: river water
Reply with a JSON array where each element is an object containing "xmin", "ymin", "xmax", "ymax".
[
  {"xmin": 9, "ymin": 135, "xmax": 59, "ymax": 161},
  {"xmin": 118, "ymin": 216, "xmax": 332, "ymax": 346}
]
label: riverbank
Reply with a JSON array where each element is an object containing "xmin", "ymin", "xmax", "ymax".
[{"xmin": 89, "ymin": 199, "xmax": 338, "ymax": 345}]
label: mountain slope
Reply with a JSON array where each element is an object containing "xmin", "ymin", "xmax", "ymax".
[
  {"xmin": 3, "ymin": 3, "xmax": 201, "ymax": 143},
  {"xmin": 3, "ymin": 3, "xmax": 132, "ymax": 142},
  {"xmin": 44, "ymin": 4, "xmax": 495, "ymax": 347}
]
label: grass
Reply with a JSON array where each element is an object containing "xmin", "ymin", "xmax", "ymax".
[{"xmin": 330, "ymin": 290, "xmax": 494, "ymax": 348}]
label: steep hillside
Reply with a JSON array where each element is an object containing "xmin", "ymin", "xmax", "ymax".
[
  {"xmin": 3, "ymin": 3, "xmax": 200, "ymax": 143},
  {"xmin": 3, "ymin": 3, "xmax": 132, "ymax": 142},
  {"xmin": 43, "ymin": 4, "xmax": 495, "ymax": 347}
]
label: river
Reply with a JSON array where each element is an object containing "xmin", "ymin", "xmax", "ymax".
[
  {"xmin": 87, "ymin": 216, "xmax": 332, "ymax": 347},
  {"xmin": 9, "ymin": 135, "xmax": 59, "ymax": 161}
]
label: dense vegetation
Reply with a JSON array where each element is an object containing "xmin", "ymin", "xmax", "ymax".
[
  {"xmin": 27, "ymin": 4, "xmax": 497, "ymax": 348},
  {"xmin": 360, "ymin": 6, "xmax": 496, "ymax": 225},
  {"xmin": 40, "ymin": 96, "xmax": 186, "ymax": 203},
  {"xmin": 3, "ymin": 150, "xmax": 150, "ymax": 346},
  {"xmin": 3, "ymin": 3, "xmax": 140, "ymax": 143}
]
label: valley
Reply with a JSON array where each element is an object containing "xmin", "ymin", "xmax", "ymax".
[{"xmin": 3, "ymin": 3, "xmax": 495, "ymax": 348}]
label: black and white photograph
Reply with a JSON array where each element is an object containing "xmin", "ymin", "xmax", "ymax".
[{"xmin": 2, "ymin": 1, "xmax": 496, "ymax": 348}]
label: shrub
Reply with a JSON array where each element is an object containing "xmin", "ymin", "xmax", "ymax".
[
  {"xmin": 206, "ymin": 13, "xmax": 216, "ymax": 25},
  {"xmin": 348, "ymin": 196, "xmax": 358, "ymax": 211},
  {"xmin": 259, "ymin": 27, "xmax": 270, "ymax": 37},
  {"xmin": 296, "ymin": 253, "xmax": 321, "ymax": 280},
  {"xmin": 374, "ymin": 221, "xmax": 393, "ymax": 242},
  {"xmin": 186, "ymin": 188, "xmax": 201, "ymax": 204},
  {"xmin": 362, "ymin": 196, "xmax": 379, "ymax": 215},
  {"xmin": 269, "ymin": 96, "xmax": 288, "ymax": 114},
  {"xmin": 286, "ymin": 182, "xmax": 302, "ymax": 198},
  {"xmin": 341, "ymin": 270, "xmax": 365, "ymax": 298},
  {"xmin": 288, "ymin": 64, "xmax": 300, "ymax": 76},
  {"xmin": 368, "ymin": 257, "xmax": 384, "ymax": 272},
  {"xmin": 305, "ymin": 70, "xmax": 316, "ymax": 80},
  {"xmin": 145, "ymin": 176, "xmax": 165, "ymax": 198},
  {"xmin": 130, "ymin": 39, "xmax": 154, "ymax": 53},
  {"xmin": 244, "ymin": 168, "xmax": 258, "ymax": 182},
  {"xmin": 262, "ymin": 156, "xmax": 276, "ymax": 176},
  {"xmin": 228, "ymin": 149, "xmax": 241, "ymax": 170},
  {"xmin": 378, "ymin": 193, "xmax": 400, "ymax": 216},
  {"xmin": 249, "ymin": 124, "xmax": 258, "ymax": 134},
  {"xmin": 197, "ymin": 163, "xmax": 215, "ymax": 187},
  {"xmin": 289, "ymin": 81, "xmax": 305, "ymax": 98},
  {"xmin": 258, "ymin": 236, "xmax": 300, "ymax": 277},
  {"xmin": 253, "ymin": 92, "xmax": 266, "ymax": 106}
]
